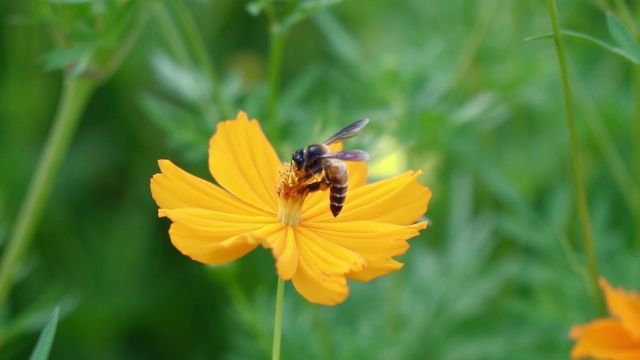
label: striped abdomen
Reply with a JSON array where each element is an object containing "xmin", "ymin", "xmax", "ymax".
[{"xmin": 326, "ymin": 160, "xmax": 349, "ymax": 217}]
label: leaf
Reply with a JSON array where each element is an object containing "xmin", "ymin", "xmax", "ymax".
[
  {"xmin": 282, "ymin": 0, "xmax": 344, "ymax": 29},
  {"xmin": 606, "ymin": 13, "xmax": 640, "ymax": 63},
  {"xmin": 28, "ymin": 307, "xmax": 59, "ymax": 360},
  {"xmin": 150, "ymin": 51, "xmax": 212, "ymax": 104},
  {"xmin": 525, "ymin": 30, "xmax": 640, "ymax": 64},
  {"xmin": 41, "ymin": 44, "xmax": 94, "ymax": 72},
  {"xmin": 41, "ymin": 0, "xmax": 93, "ymax": 3},
  {"xmin": 245, "ymin": 1, "xmax": 263, "ymax": 16},
  {"xmin": 139, "ymin": 93, "xmax": 210, "ymax": 161}
]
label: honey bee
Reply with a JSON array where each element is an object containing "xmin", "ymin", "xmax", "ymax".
[{"xmin": 291, "ymin": 118, "xmax": 370, "ymax": 217}]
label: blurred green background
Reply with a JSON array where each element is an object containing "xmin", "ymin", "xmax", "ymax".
[{"xmin": 1, "ymin": 0, "xmax": 639, "ymax": 358}]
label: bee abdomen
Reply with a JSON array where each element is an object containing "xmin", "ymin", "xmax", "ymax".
[{"xmin": 329, "ymin": 182, "xmax": 348, "ymax": 217}]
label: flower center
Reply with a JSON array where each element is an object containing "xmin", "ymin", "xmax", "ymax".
[{"xmin": 276, "ymin": 162, "xmax": 319, "ymax": 226}]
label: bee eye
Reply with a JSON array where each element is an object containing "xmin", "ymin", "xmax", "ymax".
[{"xmin": 292, "ymin": 150, "xmax": 305, "ymax": 169}]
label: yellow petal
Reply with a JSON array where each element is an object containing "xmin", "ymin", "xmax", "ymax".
[
  {"xmin": 303, "ymin": 220, "xmax": 423, "ymax": 281},
  {"xmin": 287, "ymin": 221, "xmax": 371, "ymax": 306},
  {"xmin": 570, "ymin": 319, "xmax": 640, "ymax": 360},
  {"xmin": 208, "ymin": 111, "xmax": 281, "ymax": 213},
  {"xmin": 252, "ymin": 225, "xmax": 299, "ymax": 280},
  {"xmin": 294, "ymin": 226, "xmax": 366, "ymax": 274},
  {"xmin": 167, "ymin": 222, "xmax": 257, "ymax": 265},
  {"xmin": 600, "ymin": 277, "xmax": 640, "ymax": 338},
  {"xmin": 291, "ymin": 253, "xmax": 350, "ymax": 306},
  {"xmin": 347, "ymin": 161, "xmax": 368, "ymax": 189},
  {"xmin": 347, "ymin": 256, "xmax": 404, "ymax": 282},
  {"xmin": 151, "ymin": 159, "xmax": 268, "ymax": 216},
  {"xmin": 303, "ymin": 170, "xmax": 431, "ymax": 225},
  {"xmin": 162, "ymin": 207, "xmax": 279, "ymax": 264}
]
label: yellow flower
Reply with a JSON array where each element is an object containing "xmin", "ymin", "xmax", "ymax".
[
  {"xmin": 570, "ymin": 277, "xmax": 640, "ymax": 360},
  {"xmin": 150, "ymin": 111, "xmax": 432, "ymax": 305}
]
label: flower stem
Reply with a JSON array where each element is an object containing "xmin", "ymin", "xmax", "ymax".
[
  {"xmin": 272, "ymin": 276, "xmax": 285, "ymax": 360},
  {"xmin": 0, "ymin": 77, "xmax": 95, "ymax": 307},
  {"xmin": 545, "ymin": 0, "xmax": 602, "ymax": 312}
]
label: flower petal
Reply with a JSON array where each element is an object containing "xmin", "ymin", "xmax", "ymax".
[
  {"xmin": 161, "ymin": 207, "xmax": 279, "ymax": 264},
  {"xmin": 291, "ymin": 256, "xmax": 350, "ymax": 305},
  {"xmin": 295, "ymin": 226, "xmax": 366, "ymax": 274},
  {"xmin": 208, "ymin": 111, "xmax": 281, "ymax": 213},
  {"xmin": 291, "ymin": 252, "xmax": 348, "ymax": 306},
  {"xmin": 303, "ymin": 170, "xmax": 431, "ymax": 225},
  {"xmin": 347, "ymin": 161, "xmax": 368, "ymax": 189},
  {"xmin": 151, "ymin": 160, "xmax": 267, "ymax": 216},
  {"xmin": 252, "ymin": 225, "xmax": 299, "ymax": 280},
  {"xmin": 570, "ymin": 319, "xmax": 640, "ymax": 360},
  {"xmin": 287, "ymin": 226, "xmax": 367, "ymax": 305},
  {"xmin": 601, "ymin": 277, "xmax": 640, "ymax": 338},
  {"xmin": 303, "ymin": 221, "xmax": 424, "ymax": 281}
]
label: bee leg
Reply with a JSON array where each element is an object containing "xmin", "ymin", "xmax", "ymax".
[
  {"xmin": 305, "ymin": 175, "xmax": 331, "ymax": 193},
  {"xmin": 300, "ymin": 162, "xmax": 325, "ymax": 180}
]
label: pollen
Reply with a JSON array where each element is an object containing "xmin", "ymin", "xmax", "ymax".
[{"xmin": 276, "ymin": 162, "xmax": 320, "ymax": 226}]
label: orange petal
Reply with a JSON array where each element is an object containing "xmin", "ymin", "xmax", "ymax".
[
  {"xmin": 208, "ymin": 111, "xmax": 281, "ymax": 213},
  {"xmin": 161, "ymin": 207, "xmax": 280, "ymax": 264},
  {"xmin": 600, "ymin": 277, "xmax": 640, "ymax": 338},
  {"xmin": 570, "ymin": 318, "xmax": 640, "ymax": 360},
  {"xmin": 303, "ymin": 170, "xmax": 431, "ymax": 225},
  {"xmin": 303, "ymin": 220, "xmax": 424, "ymax": 281},
  {"xmin": 151, "ymin": 160, "xmax": 268, "ymax": 216}
]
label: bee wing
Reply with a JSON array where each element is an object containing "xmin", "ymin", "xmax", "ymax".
[
  {"xmin": 322, "ymin": 118, "xmax": 369, "ymax": 145},
  {"xmin": 321, "ymin": 150, "xmax": 369, "ymax": 162}
]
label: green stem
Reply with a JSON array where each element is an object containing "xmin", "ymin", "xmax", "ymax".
[
  {"xmin": 272, "ymin": 277, "xmax": 285, "ymax": 360},
  {"xmin": 545, "ymin": 0, "xmax": 602, "ymax": 312},
  {"xmin": 0, "ymin": 77, "xmax": 95, "ymax": 308},
  {"xmin": 633, "ymin": 65, "xmax": 640, "ymax": 255},
  {"xmin": 267, "ymin": 25, "xmax": 286, "ymax": 141}
]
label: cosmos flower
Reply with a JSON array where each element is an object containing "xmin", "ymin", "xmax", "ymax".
[
  {"xmin": 150, "ymin": 111, "xmax": 431, "ymax": 305},
  {"xmin": 570, "ymin": 277, "xmax": 640, "ymax": 360}
]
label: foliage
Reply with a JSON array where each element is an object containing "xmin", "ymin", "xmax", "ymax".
[{"xmin": 0, "ymin": 0, "xmax": 638, "ymax": 358}]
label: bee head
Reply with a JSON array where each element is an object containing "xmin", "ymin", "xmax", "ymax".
[{"xmin": 292, "ymin": 149, "xmax": 305, "ymax": 170}]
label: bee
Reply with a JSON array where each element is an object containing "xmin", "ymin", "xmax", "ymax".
[{"xmin": 291, "ymin": 118, "xmax": 370, "ymax": 217}]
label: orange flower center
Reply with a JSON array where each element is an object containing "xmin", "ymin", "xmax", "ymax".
[{"xmin": 276, "ymin": 162, "xmax": 320, "ymax": 226}]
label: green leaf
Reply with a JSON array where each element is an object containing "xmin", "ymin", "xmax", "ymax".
[
  {"xmin": 41, "ymin": 45, "xmax": 94, "ymax": 72},
  {"xmin": 606, "ymin": 13, "xmax": 640, "ymax": 63},
  {"xmin": 607, "ymin": 14, "xmax": 640, "ymax": 64},
  {"xmin": 28, "ymin": 307, "xmax": 59, "ymax": 360},
  {"xmin": 525, "ymin": 29, "xmax": 640, "ymax": 64},
  {"xmin": 245, "ymin": 1, "xmax": 263, "ymax": 16},
  {"xmin": 41, "ymin": 0, "xmax": 93, "ymax": 3},
  {"xmin": 282, "ymin": 0, "xmax": 344, "ymax": 29},
  {"xmin": 139, "ymin": 93, "xmax": 210, "ymax": 161}
]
